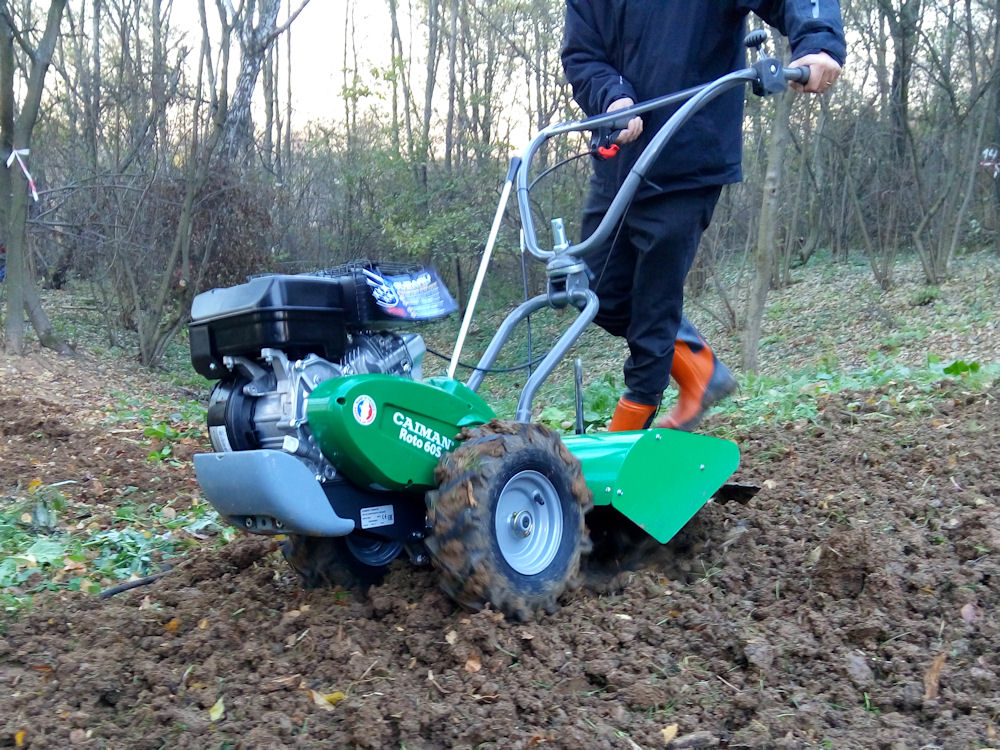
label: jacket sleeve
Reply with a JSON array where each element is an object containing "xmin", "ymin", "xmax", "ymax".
[
  {"xmin": 750, "ymin": 0, "xmax": 847, "ymax": 65},
  {"xmin": 561, "ymin": 0, "xmax": 637, "ymax": 117}
]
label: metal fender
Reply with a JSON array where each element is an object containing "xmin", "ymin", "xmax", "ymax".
[
  {"xmin": 563, "ymin": 429, "xmax": 740, "ymax": 544},
  {"xmin": 307, "ymin": 375, "xmax": 496, "ymax": 491}
]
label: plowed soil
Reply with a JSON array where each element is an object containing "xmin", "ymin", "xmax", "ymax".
[{"xmin": 1, "ymin": 347, "xmax": 999, "ymax": 748}]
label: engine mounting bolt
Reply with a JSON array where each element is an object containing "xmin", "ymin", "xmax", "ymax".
[
  {"xmin": 655, "ymin": 434, "xmax": 661, "ymax": 441},
  {"xmin": 617, "ymin": 489, "xmax": 624, "ymax": 496},
  {"xmin": 700, "ymin": 464, "xmax": 706, "ymax": 471},
  {"xmin": 605, "ymin": 486, "xmax": 612, "ymax": 493}
]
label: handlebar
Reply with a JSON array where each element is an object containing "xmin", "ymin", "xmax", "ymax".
[
  {"xmin": 787, "ymin": 65, "xmax": 811, "ymax": 85},
  {"xmin": 516, "ymin": 61, "xmax": 810, "ymax": 261}
]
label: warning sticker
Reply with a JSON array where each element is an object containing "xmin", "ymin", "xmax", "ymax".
[{"xmin": 360, "ymin": 504, "xmax": 395, "ymax": 530}]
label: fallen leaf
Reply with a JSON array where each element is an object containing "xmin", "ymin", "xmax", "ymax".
[
  {"xmin": 923, "ymin": 651, "xmax": 948, "ymax": 700},
  {"xmin": 209, "ymin": 696, "xmax": 225, "ymax": 722},
  {"xmin": 807, "ymin": 545, "xmax": 823, "ymax": 565},
  {"xmin": 69, "ymin": 728, "xmax": 88, "ymax": 744},
  {"xmin": 62, "ymin": 558, "xmax": 87, "ymax": 573},
  {"xmin": 28, "ymin": 478, "xmax": 42, "ymax": 493},
  {"xmin": 261, "ymin": 674, "xmax": 304, "ymax": 693},
  {"xmin": 199, "ymin": 619, "xmax": 208, "ymax": 629},
  {"xmin": 164, "ymin": 618, "xmax": 180, "ymax": 634},
  {"xmin": 464, "ymin": 654, "xmax": 482, "ymax": 673},
  {"xmin": 662, "ymin": 724, "xmax": 679, "ymax": 744},
  {"xmin": 308, "ymin": 689, "xmax": 345, "ymax": 711},
  {"xmin": 20, "ymin": 513, "xmax": 32, "ymax": 524},
  {"xmin": 427, "ymin": 670, "xmax": 448, "ymax": 694},
  {"xmin": 614, "ymin": 614, "xmax": 633, "ymax": 621},
  {"xmin": 445, "ymin": 630, "xmax": 459, "ymax": 646},
  {"xmin": 960, "ymin": 602, "xmax": 978, "ymax": 624},
  {"xmin": 161, "ymin": 506, "xmax": 176, "ymax": 520},
  {"xmin": 15, "ymin": 730, "xmax": 26, "ymax": 747}
]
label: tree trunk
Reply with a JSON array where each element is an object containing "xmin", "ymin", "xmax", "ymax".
[
  {"xmin": 216, "ymin": 0, "xmax": 285, "ymax": 168},
  {"xmin": 741, "ymin": 84, "xmax": 793, "ymax": 374},
  {"xmin": 1, "ymin": 0, "xmax": 71, "ymax": 355}
]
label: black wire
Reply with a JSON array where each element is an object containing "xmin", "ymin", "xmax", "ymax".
[
  {"xmin": 528, "ymin": 150, "xmax": 594, "ymax": 191},
  {"xmin": 425, "ymin": 346, "xmax": 553, "ymax": 374}
]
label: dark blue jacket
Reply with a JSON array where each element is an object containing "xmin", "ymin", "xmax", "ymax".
[{"xmin": 562, "ymin": 0, "xmax": 846, "ymax": 195}]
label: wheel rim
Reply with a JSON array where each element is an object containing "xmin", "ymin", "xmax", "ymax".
[
  {"xmin": 494, "ymin": 470, "xmax": 563, "ymax": 575},
  {"xmin": 344, "ymin": 535, "xmax": 402, "ymax": 568}
]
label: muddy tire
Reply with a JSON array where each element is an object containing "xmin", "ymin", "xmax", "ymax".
[
  {"xmin": 425, "ymin": 420, "xmax": 593, "ymax": 620},
  {"xmin": 281, "ymin": 533, "xmax": 402, "ymax": 590}
]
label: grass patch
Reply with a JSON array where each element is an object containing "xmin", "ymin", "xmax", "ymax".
[
  {"xmin": 717, "ymin": 355, "xmax": 998, "ymax": 434},
  {"xmin": 0, "ymin": 483, "xmax": 233, "ymax": 617}
]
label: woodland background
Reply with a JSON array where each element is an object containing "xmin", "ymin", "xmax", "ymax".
[{"xmin": 1, "ymin": 0, "xmax": 999, "ymax": 370}]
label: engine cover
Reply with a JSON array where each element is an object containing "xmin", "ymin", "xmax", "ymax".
[{"xmin": 189, "ymin": 263, "xmax": 456, "ymax": 379}]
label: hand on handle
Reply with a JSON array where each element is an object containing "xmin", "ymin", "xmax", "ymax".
[
  {"xmin": 607, "ymin": 98, "xmax": 643, "ymax": 144},
  {"xmin": 788, "ymin": 51, "xmax": 842, "ymax": 94}
]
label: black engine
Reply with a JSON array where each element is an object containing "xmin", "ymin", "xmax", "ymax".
[{"xmin": 189, "ymin": 262, "xmax": 457, "ymax": 479}]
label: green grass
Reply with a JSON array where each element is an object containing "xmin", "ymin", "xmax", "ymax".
[{"xmin": 0, "ymin": 483, "xmax": 233, "ymax": 617}]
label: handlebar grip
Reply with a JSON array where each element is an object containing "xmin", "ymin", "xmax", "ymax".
[{"xmin": 787, "ymin": 65, "xmax": 811, "ymax": 85}]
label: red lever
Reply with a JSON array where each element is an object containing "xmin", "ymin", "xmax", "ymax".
[{"xmin": 597, "ymin": 143, "xmax": 620, "ymax": 159}]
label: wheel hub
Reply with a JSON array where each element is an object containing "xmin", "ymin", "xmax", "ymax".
[
  {"xmin": 494, "ymin": 470, "xmax": 563, "ymax": 576},
  {"xmin": 510, "ymin": 510, "xmax": 534, "ymax": 538}
]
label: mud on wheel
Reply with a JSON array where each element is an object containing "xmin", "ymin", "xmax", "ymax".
[
  {"xmin": 281, "ymin": 533, "xmax": 402, "ymax": 591},
  {"xmin": 425, "ymin": 419, "xmax": 593, "ymax": 621}
]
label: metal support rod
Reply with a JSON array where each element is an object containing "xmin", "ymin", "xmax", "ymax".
[
  {"xmin": 447, "ymin": 157, "xmax": 521, "ymax": 379},
  {"xmin": 514, "ymin": 290, "xmax": 598, "ymax": 423}
]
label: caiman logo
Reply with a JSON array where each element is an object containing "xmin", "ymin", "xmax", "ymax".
[
  {"xmin": 352, "ymin": 395, "xmax": 377, "ymax": 426},
  {"xmin": 393, "ymin": 411, "xmax": 454, "ymax": 459}
]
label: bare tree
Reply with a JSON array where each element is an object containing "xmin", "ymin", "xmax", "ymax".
[{"xmin": 0, "ymin": 0, "xmax": 72, "ymax": 355}]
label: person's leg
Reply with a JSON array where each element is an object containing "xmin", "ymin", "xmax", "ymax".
[
  {"xmin": 581, "ymin": 185, "xmax": 659, "ymax": 430},
  {"xmin": 620, "ymin": 186, "xmax": 722, "ymax": 406},
  {"xmin": 580, "ymin": 184, "xmax": 634, "ymax": 339},
  {"xmin": 656, "ymin": 317, "xmax": 737, "ymax": 431}
]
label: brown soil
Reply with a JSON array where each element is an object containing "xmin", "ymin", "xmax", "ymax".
[{"xmin": 1, "ymin": 348, "xmax": 999, "ymax": 748}]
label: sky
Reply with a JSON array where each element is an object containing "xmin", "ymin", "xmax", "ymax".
[{"xmin": 169, "ymin": 1, "xmax": 394, "ymax": 127}]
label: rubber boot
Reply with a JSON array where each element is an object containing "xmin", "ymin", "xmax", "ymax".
[
  {"xmin": 608, "ymin": 397, "xmax": 658, "ymax": 432},
  {"xmin": 656, "ymin": 319, "xmax": 737, "ymax": 431}
]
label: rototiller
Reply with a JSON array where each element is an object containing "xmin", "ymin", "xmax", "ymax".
[{"xmin": 188, "ymin": 37, "xmax": 803, "ymax": 619}]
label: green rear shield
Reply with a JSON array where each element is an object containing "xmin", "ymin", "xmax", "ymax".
[{"xmin": 564, "ymin": 429, "xmax": 739, "ymax": 543}]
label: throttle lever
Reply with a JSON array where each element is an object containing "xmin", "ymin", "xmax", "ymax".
[{"xmin": 589, "ymin": 116, "xmax": 635, "ymax": 160}]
